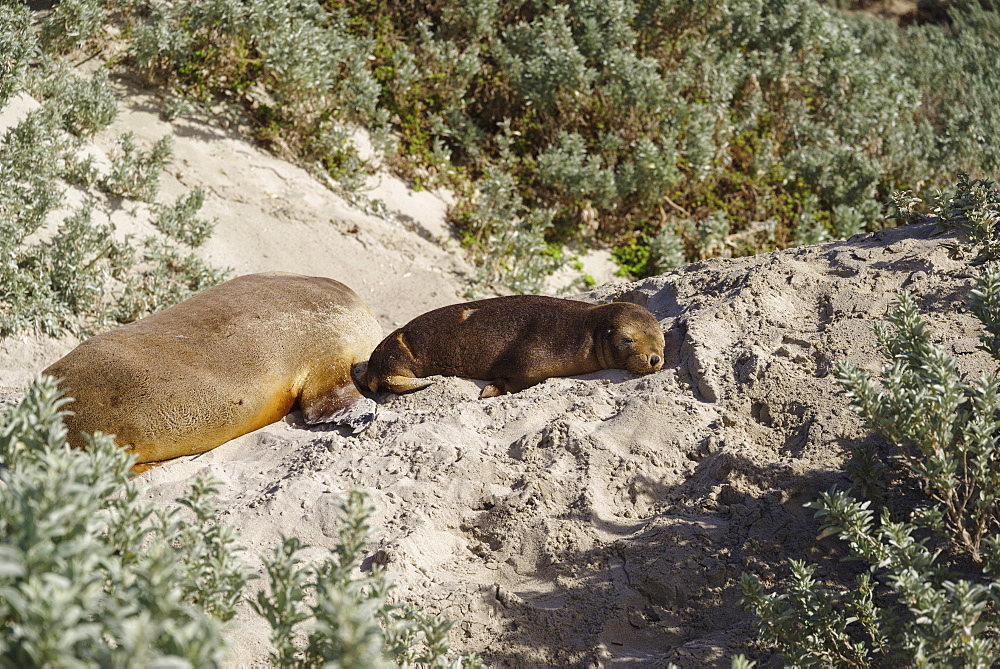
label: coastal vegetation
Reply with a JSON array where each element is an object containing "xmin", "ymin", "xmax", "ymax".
[
  {"xmin": 3, "ymin": 0, "xmax": 998, "ymax": 296},
  {"xmin": 3, "ymin": 1, "xmax": 1000, "ymax": 665}
]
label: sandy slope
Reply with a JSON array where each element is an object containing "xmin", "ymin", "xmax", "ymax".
[
  {"xmin": 0, "ymin": 79, "xmax": 477, "ymax": 387},
  {"xmin": 1, "ymin": 82, "xmax": 992, "ymax": 666},
  {"xmin": 136, "ymin": 220, "xmax": 985, "ymax": 668}
]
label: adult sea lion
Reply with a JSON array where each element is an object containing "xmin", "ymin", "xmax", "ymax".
[
  {"xmin": 359, "ymin": 295, "xmax": 664, "ymax": 398},
  {"xmin": 44, "ymin": 272, "xmax": 383, "ymax": 466}
]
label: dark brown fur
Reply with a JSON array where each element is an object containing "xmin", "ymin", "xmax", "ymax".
[{"xmin": 359, "ymin": 295, "xmax": 665, "ymax": 397}]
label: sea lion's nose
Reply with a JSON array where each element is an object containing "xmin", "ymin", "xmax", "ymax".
[{"xmin": 650, "ymin": 354, "xmax": 661, "ymax": 367}]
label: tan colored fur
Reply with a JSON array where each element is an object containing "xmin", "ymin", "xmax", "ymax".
[
  {"xmin": 44, "ymin": 272, "xmax": 383, "ymax": 464},
  {"xmin": 394, "ymin": 331, "xmax": 415, "ymax": 359}
]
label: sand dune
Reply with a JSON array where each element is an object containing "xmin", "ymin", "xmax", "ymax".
[{"xmin": 1, "ymin": 83, "xmax": 985, "ymax": 666}]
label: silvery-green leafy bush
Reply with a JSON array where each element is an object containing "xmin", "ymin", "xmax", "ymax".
[
  {"xmin": 103, "ymin": 0, "xmax": 998, "ymax": 288},
  {"xmin": 903, "ymin": 1, "xmax": 1000, "ymax": 180},
  {"xmin": 0, "ymin": 34, "xmax": 225, "ymax": 337},
  {"xmin": 0, "ymin": 4, "xmax": 36, "ymax": 107},
  {"xmin": 0, "ymin": 377, "xmax": 480, "ymax": 667},
  {"xmin": 253, "ymin": 492, "xmax": 481, "ymax": 668},
  {"xmin": 455, "ymin": 165, "xmax": 561, "ymax": 295},
  {"xmin": 0, "ymin": 106, "xmax": 120, "ymax": 335},
  {"xmin": 0, "ymin": 11, "xmax": 224, "ymax": 336},
  {"xmin": 9, "ymin": 0, "xmax": 997, "ymax": 290},
  {"xmin": 498, "ymin": 7, "xmax": 597, "ymax": 116},
  {"xmin": 8, "ymin": 203, "xmax": 134, "ymax": 335},
  {"xmin": 836, "ymin": 289, "xmax": 1000, "ymax": 561},
  {"xmin": 647, "ymin": 224, "xmax": 687, "ymax": 274},
  {"xmin": 39, "ymin": 0, "xmax": 106, "ymax": 54},
  {"xmin": 883, "ymin": 173, "xmax": 1000, "ymax": 263},
  {"xmin": 155, "ymin": 188, "xmax": 218, "ymax": 247},
  {"xmin": 0, "ymin": 376, "xmax": 237, "ymax": 667},
  {"xmin": 934, "ymin": 174, "xmax": 1000, "ymax": 262},
  {"xmin": 0, "ymin": 106, "xmax": 72, "ymax": 237},
  {"xmin": 30, "ymin": 63, "xmax": 117, "ymax": 137},
  {"xmin": 0, "ymin": 100, "xmax": 224, "ymax": 336},
  {"xmin": 741, "ymin": 178, "xmax": 1000, "ymax": 664},
  {"xmin": 100, "ymin": 132, "xmax": 173, "ymax": 202},
  {"xmin": 128, "ymin": 0, "xmax": 383, "ymax": 176}
]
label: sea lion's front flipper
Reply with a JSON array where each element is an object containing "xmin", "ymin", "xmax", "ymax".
[
  {"xmin": 383, "ymin": 375, "xmax": 433, "ymax": 393},
  {"xmin": 301, "ymin": 384, "xmax": 378, "ymax": 434}
]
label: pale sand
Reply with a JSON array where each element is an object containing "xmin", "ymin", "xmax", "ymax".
[{"xmin": 1, "ymin": 84, "xmax": 987, "ymax": 666}]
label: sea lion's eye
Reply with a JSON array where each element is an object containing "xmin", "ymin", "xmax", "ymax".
[{"xmin": 621, "ymin": 336, "xmax": 635, "ymax": 345}]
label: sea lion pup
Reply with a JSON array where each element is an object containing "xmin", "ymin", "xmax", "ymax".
[
  {"xmin": 359, "ymin": 295, "xmax": 665, "ymax": 398},
  {"xmin": 44, "ymin": 272, "xmax": 383, "ymax": 467}
]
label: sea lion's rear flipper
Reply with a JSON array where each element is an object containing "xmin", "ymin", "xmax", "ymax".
[
  {"xmin": 480, "ymin": 379, "xmax": 512, "ymax": 398},
  {"xmin": 130, "ymin": 460, "xmax": 167, "ymax": 475},
  {"xmin": 383, "ymin": 375, "xmax": 433, "ymax": 393},
  {"xmin": 301, "ymin": 386, "xmax": 378, "ymax": 434},
  {"xmin": 325, "ymin": 397, "xmax": 378, "ymax": 434},
  {"xmin": 480, "ymin": 384, "xmax": 501, "ymax": 398}
]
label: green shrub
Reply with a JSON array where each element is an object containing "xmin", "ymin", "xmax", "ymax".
[
  {"xmin": 838, "ymin": 289, "xmax": 1000, "ymax": 560},
  {"xmin": 455, "ymin": 165, "xmax": 561, "ymax": 294},
  {"xmin": 1, "ymin": 377, "xmax": 479, "ymax": 667},
  {"xmin": 498, "ymin": 7, "xmax": 597, "ymax": 117},
  {"xmin": 324, "ymin": 0, "xmax": 931, "ymax": 275},
  {"xmin": 648, "ymin": 224, "xmax": 687, "ymax": 273},
  {"xmin": 127, "ymin": 0, "xmax": 384, "ymax": 161},
  {"xmin": 0, "ymin": 4, "xmax": 36, "ymax": 108},
  {"xmin": 79, "ymin": 0, "xmax": 995, "ymax": 286},
  {"xmin": 0, "ymin": 106, "xmax": 71, "ymax": 240},
  {"xmin": 0, "ymin": 376, "xmax": 237, "ymax": 667},
  {"xmin": 7, "ymin": 203, "xmax": 134, "ymax": 334},
  {"xmin": 740, "ymin": 175, "xmax": 1000, "ymax": 665},
  {"xmin": 253, "ymin": 492, "xmax": 481, "ymax": 668},
  {"xmin": 903, "ymin": 0, "xmax": 1000, "ymax": 180},
  {"xmin": 0, "ymin": 203, "xmax": 224, "ymax": 337},
  {"xmin": 740, "ymin": 560, "xmax": 880, "ymax": 667},
  {"xmin": 10, "ymin": 0, "xmax": 992, "ymax": 294},
  {"xmin": 742, "ymin": 280, "xmax": 1000, "ymax": 664},
  {"xmin": 0, "ymin": 70, "xmax": 224, "ymax": 336},
  {"xmin": 154, "ymin": 188, "xmax": 218, "ymax": 247},
  {"xmin": 883, "ymin": 172, "xmax": 1000, "ymax": 263},
  {"xmin": 100, "ymin": 0, "xmax": 998, "ymax": 286},
  {"xmin": 934, "ymin": 174, "xmax": 1000, "ymax": 262},
  {"xmin": 611, "ymin": 238, "xmax": 651, "ymax": 278},
  {"xmin": 0, "ymin": 105, "xmax": 118, "ymax": 335},
  {"xmin": 30, "ymin": 63, "xmax": 117, "ymax": 137},
  {"xmin": 100, "ymin": 132, "xmax": 173, "ymax": 202},
  {"xmin": 39, "ymin": 0, "xmax": 107, "ymax": 54}
]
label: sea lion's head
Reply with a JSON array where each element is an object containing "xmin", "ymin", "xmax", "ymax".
[{"xmin": 597, "ymin": 303, "xmax": 665, "ymax": 374}]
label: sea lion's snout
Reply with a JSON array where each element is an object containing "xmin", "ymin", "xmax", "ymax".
[{"xmin": 627, "ymin": 350, "xmax": 663, "ymax": 374}]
